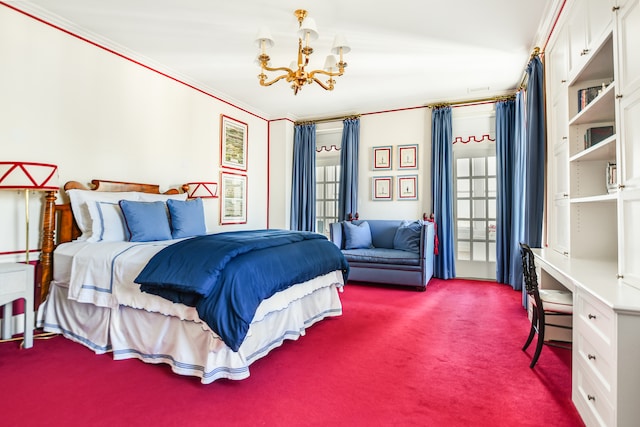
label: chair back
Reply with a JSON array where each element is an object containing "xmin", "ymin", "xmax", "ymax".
[{"xmin": 519, "ymin": 243, "xmax": 539, "ymax": 297}]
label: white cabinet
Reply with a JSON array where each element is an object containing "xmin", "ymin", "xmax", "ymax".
[
  {"xmin": 543, "ymin": 0, "xmax": 640, "ymax": 425},
  {"xmin": 0, "ymin": 263, "xmax": 34, "ymax": 349}
]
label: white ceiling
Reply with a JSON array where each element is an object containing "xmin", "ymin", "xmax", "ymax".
[{"xmin": 18, "ymin": 0, "xmax": 559, "ymax": 121}]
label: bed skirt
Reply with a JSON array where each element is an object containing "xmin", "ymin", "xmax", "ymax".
[{"xmin": 37, "ymin": 271, "xmax": 344, "ymax": 383}]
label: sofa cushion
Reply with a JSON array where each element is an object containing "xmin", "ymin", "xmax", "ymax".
[
  {"xmin": 344, "ymin": 221, "xmax": 373, "ymax": 249},
  {"xmin": 342, "ymin": 248, "xmax": 420, "ymax": 266},
  {"xmin": 393, "ymin": 220, "xmax": 422, "ymax": 253}
]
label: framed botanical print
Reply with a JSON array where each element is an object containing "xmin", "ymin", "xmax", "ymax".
[
  {"xmin": 372, "ymin": 145, "xmax": 392, "ymax": 170},
  {"xmin": 220, "ymin": 172, "xmax": 247, "ymax": 224},
  {"xmin": 372, "ymin": 176, "xmax": 393, "ymax": 201},
  {"xmin": 220, "ymin": 115, "xmax": 248, "ymax": 171},
  {"xmin": 398, "ymin": 144, "xmax": 418, "ymax": 170},
  {"xmin": 397, "ymin": 175, "xmax": 418, "ymax": 200}
]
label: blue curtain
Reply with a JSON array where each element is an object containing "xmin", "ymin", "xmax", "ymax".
[
  {"xmin": 512, "ymin": 92, "xmax": 527, "ymax": 299},
  {"xmin": 524, "ymin": 56, "xmax": 546, "ymax": 247},
  {"xmin": 431, "ymin": 106, "xmax": 456, "ymax": 279},
  {"xmin": 338, "ymin": 118, "xmax": 360, "ymax": 221},
  {"xmin": 290, "ymin": 123, "xmax": 316, "ymax": 231},
  {"xmin": 496, "ymin": 99, "xmax": 516, "ymax": 285}
]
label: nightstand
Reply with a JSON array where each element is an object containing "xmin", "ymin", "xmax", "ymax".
[{"xmin": 0, "ymin": 263, "xmax": 34, "ymax": 349}]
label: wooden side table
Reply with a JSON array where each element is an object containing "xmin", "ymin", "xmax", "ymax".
[{"xmin": 0, "ymin": 263, "xmax": 34, "ymax": 349}]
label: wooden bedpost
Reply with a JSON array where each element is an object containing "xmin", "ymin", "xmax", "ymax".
[{"xmin": 40, "ymin": 190, "xmax": 57, "ymax": 301}]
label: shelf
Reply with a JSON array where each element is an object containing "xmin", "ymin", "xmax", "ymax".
[
  {"xmin": 570, "ymin": 135, "xmax": 616, "ymax": 162},
  {"xmin": 569, "ymin": 83, "xmax": 616, "ymax": 126},
  {"xmin": 570, "ymin": 193, "xmax": 617, "ymax": 203}
]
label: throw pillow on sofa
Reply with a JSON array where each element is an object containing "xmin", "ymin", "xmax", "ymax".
[
  {"xmin": 393, "ymin": 220, "xmax": 422, "ymax": 253},
  {"xmin": 344, "ymin": 221, "xmax": 373, "ymax": 249}
]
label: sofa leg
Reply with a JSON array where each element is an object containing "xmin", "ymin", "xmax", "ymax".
[{"xmin": 415, "ymin": 286, "xmax": 426, "ymax": 292}]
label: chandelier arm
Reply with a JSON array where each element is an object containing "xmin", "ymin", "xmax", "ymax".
[
  {"xmin": 309, "ymin": 69, "xmax": 344, "ymax": 78},
  {"xmin": 311, "ymin": 77, "xmax": 333, "ymax": 91},
  {"xmin": 261, "ymin": 64, "xmax": 295, "ymax": 74},
  {"xmin": 259, "ymin": 73, "xmax": 293, "ymax": 87}
]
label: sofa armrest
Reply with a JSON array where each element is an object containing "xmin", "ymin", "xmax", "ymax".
[{"xmin": 329, "ymin": 222, "xmax": 343, "ymax": 248}]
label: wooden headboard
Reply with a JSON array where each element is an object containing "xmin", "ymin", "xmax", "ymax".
[{"xmin": 40, "ymin": 179, "xmax": 186, "ymax": 301}]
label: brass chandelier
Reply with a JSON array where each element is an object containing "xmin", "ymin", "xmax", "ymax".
[{"xmin": 255, "ymin": 9, "xmax": 350, "ymax": 95}]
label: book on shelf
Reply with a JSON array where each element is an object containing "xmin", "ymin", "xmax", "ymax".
[
  {"xmin": 606, "ymin": 162, "xmax": 617, "ymax": 194},
  {"xmin": 577, "ymin": 86, "xmax": 601, "ymax": 112},
  {"xmin": 584, "ymin": 126, "xmax": 614, "ymax": 149}
]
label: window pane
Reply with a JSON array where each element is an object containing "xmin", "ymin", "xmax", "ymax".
[
  {"xmin": 326, "ymin": 202, "xmax": 336, "ymax": 217},
  {"xmin": 317, "ymin": 202, "xmax": 324, "ymax": 217},
  {"xmin": 473, "ymin": 200, "xmax": 486, "ymax": 218},
  {"xmin": 473, "ymin": 220, "xmax": 487, "ymax": 239},
  {"xmin": 488, "ymin": 242, "xmax": 496, "ymax": 262},
  {"xmin": 487, "ymin": 177, "xmax": 496, "ymax": 198},
  {"xmin": 457, "ymin": 158, "xmax": 469, "ymax": 177},
  {"xmin": 326, "ymin": 166, "xmax": 336, "ymax": 181},
  {"xmin": 457, "ymin": 200, "xmax": 471, "ymax": 218},
  {"xmin": 487, "ymin": 156, "xmax": 496, "ymax": 175},
  {"xmin": 488, "ymin": 220, "xmax": 496, "ymax": 241},
  {"xmin": 488, "ymin": 201, "xmax": 496, "ymax": 219},
  {"xmin": 327, "ymin": 183, "xmax": 336, "ymax": 199},
  {"xmin": 458, "ymin": 241, "xmax": 470, "ymax": 260},
  {"xmin": 473, "ymin": 242, "xmax": 486, "ymax": 261},
  {"xmin": 317, "ymin": 167, "xmax": 325, "ymax": 181},
  {"xmin": 457, "ymin": 179, "xmax": 470, "ymax": 198},
  {"xmin": 472, "ymin": 157, "xmax": 485, "ymax": 176},
  {"xmin": 316, "ymin": 184, "xmax": 325, "ymax": 199},
  {"xmin": 457, "ymin": 220, "xmax": 470, "ymax": 240},
  {"xmin": 472, "ymin": 178, "xmax": 486, "ymax": 197}
]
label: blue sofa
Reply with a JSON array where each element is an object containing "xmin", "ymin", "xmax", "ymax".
[{"xmin": 329, "ymin": 219, "xmax": 435, "ymax": 291}]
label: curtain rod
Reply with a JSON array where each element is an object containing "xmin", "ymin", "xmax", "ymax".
[
  {"xmin": 295, "ymin": 114, "xmax": 360, "ymax": 126},
  {"xmin": 429, "ymin": 47, "xmax": 541, "ymax": 109}
]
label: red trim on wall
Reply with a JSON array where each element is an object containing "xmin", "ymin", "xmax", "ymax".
[{"xmin": 452, "ymin": 134, "xmax": 495, "ymax": 144}]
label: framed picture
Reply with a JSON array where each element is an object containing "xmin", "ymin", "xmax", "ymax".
[
  {"xmin": 372, "ymin": 176, "xmax": 393, "ymax": 201},
  {"xmin": 220, "ymin": 115, "xmax": 248, "ymax": 171},
  {"xmin": 372, "ymin": 146, "xmax": 392, "ymax": 170},
  {"xmin": 398, "ymin": 144, "xmax": 418, "ymax": 170},
  {"xmin": 220, "ymin": 172, "xmax": 247, "ymax": 224},
  {"xmin": 397, "ymin": 175, "xmax": 418, "ymax": 200}
]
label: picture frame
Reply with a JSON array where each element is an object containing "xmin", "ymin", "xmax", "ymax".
[
  {"xmin": 220, "ymin": 115, "xmax": 248, "ymax": 171},
  {"xmin": 220, "ymin": 172, "xmax": 247, "ymax": 224},
  {"xmin": 397, "ymin": 175, "xmax": 418, "ymax": 200},
  {"xmin": 398, "ymin": 144, "xmax": 418, "ymax": 170},
  {"xmin": 372, "ymin": 145, "xmax": 392, "ymax": 170},
  {"xmin": 372, "ymin": 176, "xmax": 393, "ymax": 201}
]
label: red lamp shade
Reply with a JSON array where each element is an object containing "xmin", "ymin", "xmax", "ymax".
[
  {"xmin": 0, "ymin": 162, "xmax": 59, "ymax": 190},
  {"xmin": 186, "ymin": 182, "xmax": 218, "ymax": 199}
]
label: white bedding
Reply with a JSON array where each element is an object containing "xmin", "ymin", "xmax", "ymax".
[{"xmin": 40, "ymin": 239, "xmax": 345, "ymax": 382}]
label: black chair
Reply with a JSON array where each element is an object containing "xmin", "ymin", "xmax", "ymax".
[{"xmin": 519, "ymin": 243, "xmax": 573, "ymax": 368}]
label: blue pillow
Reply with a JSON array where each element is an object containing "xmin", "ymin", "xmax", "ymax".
[
  {"xmin": 343, "ymin": 221, "xmax": 373, "ymax": 249},
  {"xmin": 167, "ymin": 198, "xmax": 206, "ymax": 239},
  {"xmin": 119, "ymin": 200, "xmax": 172, "ymax": 242},
  {"xmin": 393, "ymin": 220, "xmax": 422, "ymax": 253}
]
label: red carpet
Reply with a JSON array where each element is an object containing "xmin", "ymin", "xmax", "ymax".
[{"xmin": 0, "ymin": 279, "xmax": 584, "ymax": 426}]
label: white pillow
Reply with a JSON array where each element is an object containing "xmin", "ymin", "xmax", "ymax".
[
  {"xmin": 87, "ymin": 201, "xmax": 129, "ymax": 242},
  {"xmin": 67, "ymin": 189, "xmax": 142, "ymax": 241},
  {"xmin": 138, "ymin": 192, "xmax": 188, "ymax": 202}
]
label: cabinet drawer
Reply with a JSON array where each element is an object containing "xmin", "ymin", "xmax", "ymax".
[
  {"xmin": 0, "ymin": 270, "xmax": 28, "ymax": 294},
  {"xmin": 575, "ymin": 330, "xmax": 613, "ymax": 394},
  {"xmin": 574, "ymin": 360, "xmax": 615, "ymax": 427},
  {"xmin": 576, "ymin": 291, "xmax": 613, "ymax": 348}
]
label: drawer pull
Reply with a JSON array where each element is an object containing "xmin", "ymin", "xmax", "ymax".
[
  {"xmin": 588, "ymin": 314, "xmax": 597, "ymax": 320},
  {"xmin": 588, "ymin": 354, "xmax": 596, "ymax": 360},
  {"xmin": 587, "ymin": 394, "xmax": 596, "ymax": 402}
]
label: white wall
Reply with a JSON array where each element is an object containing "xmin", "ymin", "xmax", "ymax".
[{"xmin": 0, "ymin": 6, "xmax": 269, "ymax": 261}]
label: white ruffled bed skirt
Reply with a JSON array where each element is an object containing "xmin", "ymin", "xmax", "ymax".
[{"xmin": 37, "ymin": 271, "xmax": 344, "ymax": 383}]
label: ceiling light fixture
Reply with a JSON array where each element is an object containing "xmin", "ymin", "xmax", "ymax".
[{"xmin": 255, "ymin": 9, "xmax": 350, "ymax": 95}]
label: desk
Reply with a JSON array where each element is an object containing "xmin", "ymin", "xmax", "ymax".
[
  {"xmin": 0, "ymin": 263, "xmax": 34, "ymax": 349},
  {"xmin": 532, "ymin": 249, "xmax": 640, "ymax": 427}
]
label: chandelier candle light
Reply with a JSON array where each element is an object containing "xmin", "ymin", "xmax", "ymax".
[{"xmin": 255, "ymin": 9, "xmax": 350, "ymax": 94}]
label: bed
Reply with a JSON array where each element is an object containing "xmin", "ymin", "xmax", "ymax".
[{"xmin": 37, "ymin": 179, "xmax": 348, "ymax": 383}]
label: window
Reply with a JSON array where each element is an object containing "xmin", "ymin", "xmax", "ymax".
[{"xmin": 315, "ymin": 128, "xmax": 342, "ymax": 237}]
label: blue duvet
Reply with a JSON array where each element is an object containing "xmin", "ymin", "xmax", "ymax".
[{"xmin": 135, "ymin": 230, "xmax": 349, "ymax": 351}]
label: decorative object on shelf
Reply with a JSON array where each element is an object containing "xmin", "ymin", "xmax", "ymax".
[
  {"xmin": 577, "ymin": 85, "xmax": 604, "ymax": 112},
  {"xmin": 584, "ymin": 126, "xmax": 614, "ymax": 149},
  {"xmin": 220, "ymin": 115, "xmax": 248, "ymax": 172},
  {"xmin": 372, "ymin": 146, "xmax": 392, "ymax": 171},
  {"xmin": 397, "ymin": 175, "xmax": 418, "ymax": 201},
  {"xmin": 398, "ymin": 144, "xmax": 418, "ymax": 170},
  {"xmin": 255, "ymin": 9, "xmax": 350, "ymax": 94},
  {"xmin": 606, "ymin": 162, "xmax": 617, "ymax": 194},
  {"xmin": 372, "ymin": 176, "xmax": 393, "ymax": 201},
  {"xmin": 186, "ymin": 182, "xmax": 218, "ymax": 199},
  {"xmin": 220, "ymin": 172, "xmax": 247, "ymax": 225},
  {"xmin": 0, "ymin": 162, "xmax": 59, "ymax": 263}
]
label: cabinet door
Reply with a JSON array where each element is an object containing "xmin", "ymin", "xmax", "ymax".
[
  {"xmin": 618, "ymin": 89, "xmax": 640, "ymax": 288},
  {"xmin": 586, "ymin": 0, "xmax": 615, "ymax": 47},
  {"xmin": 567, "ymin": 1, "xmax": 588, "ymax": 77},
  {"xmin": 616, "ymin": 0, "xmax": 640, "ymax": 96},
  {"xmin": 547, "ymin": 28, "xmax": 569, "ymax": 103}
]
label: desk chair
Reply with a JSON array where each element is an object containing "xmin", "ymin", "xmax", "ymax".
[{"xmin": 519, "ymin": 243, "xmax": 573, "ymax": 368}]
